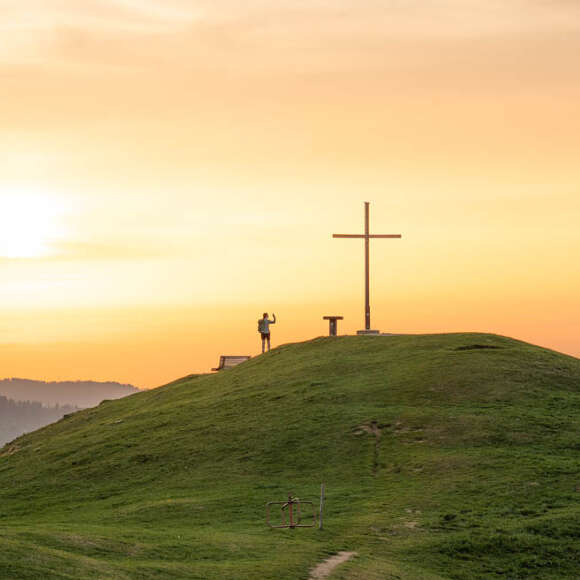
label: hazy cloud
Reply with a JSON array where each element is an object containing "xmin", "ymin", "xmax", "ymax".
[{"xmin": 3, "ymin": 0, "xmax": 580, "ymax": 71}]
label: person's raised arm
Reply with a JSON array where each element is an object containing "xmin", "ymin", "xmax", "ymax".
[{"xmin": 272, "ymin": 313, "xmax": 276, "ymax": 324}]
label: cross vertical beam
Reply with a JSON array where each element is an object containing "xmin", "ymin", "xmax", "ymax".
[
  {"xmin": 333, "ymin": 202, "xmax": 402, "ymax": 333},
  {"xmin": 364, "ymin": 202, "xmax": 370, "ymax": 330}
]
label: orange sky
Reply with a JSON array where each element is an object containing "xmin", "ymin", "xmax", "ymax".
[{"xmin": 1, "ymin": 1, "xmax": 579, "ymax": 387}]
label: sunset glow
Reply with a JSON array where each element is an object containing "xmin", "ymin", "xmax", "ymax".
[
  {"xmin": 0, "ymin": 191, "xmax": 67, "ymax": 259},
  {"xmin": 0, "ymin": 1, "xmax": 578, "ymax": 387}
]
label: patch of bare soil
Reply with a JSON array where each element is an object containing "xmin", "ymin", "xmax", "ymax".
[
  {"xmin": 309, "ymin": 551, "xmax": 357, "ymax": 579},
  {"xmin": 0, "ymin": 444, "xmax": 20, "ymax": 457}
]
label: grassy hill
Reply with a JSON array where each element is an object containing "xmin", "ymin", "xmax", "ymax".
[{"xmin": 0, "ymin": 333, "xmax": 578, "ymax": 579}]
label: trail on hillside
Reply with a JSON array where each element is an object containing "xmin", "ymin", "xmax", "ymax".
[{"xmin": 309, "ymin": 552, "xmax": 357, "ymax": 579}]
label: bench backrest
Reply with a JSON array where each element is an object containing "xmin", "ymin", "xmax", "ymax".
[
  {"xmin": 222, "ymin": 356, "xmax": 250, "ymax": 368},
  {"xmin": 213, "ymin": 355, "xmax": 251, "ymax": 371}
]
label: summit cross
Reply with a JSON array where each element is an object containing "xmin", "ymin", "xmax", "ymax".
[{"xmin": 333, "ymin": 202, "xmax": 402, "ymax": 334}]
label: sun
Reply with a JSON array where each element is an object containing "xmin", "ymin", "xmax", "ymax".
[{"xmin": 0, "ymin": 191, "xmax": 67, "ymax": 259}]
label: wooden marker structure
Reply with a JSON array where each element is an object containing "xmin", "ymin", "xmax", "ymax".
[
  {"xmin": 266, "ymin": 494, "xmax": 316, "ymax": 529},
  {"xmin": 323, "ymin": 316, "xmax": 343, "ymax": 336},
  {"xmin": 333, "ymin": 202, "xmax": 402, "ymax": 334},
  {"xmin": 265, "ymin": 486, "xmax": 326, "ymax": 530}
]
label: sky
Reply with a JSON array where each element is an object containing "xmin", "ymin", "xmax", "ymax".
[{"xmin": 1, "ymin": 0, "xmax": 579, "ymax": 388}]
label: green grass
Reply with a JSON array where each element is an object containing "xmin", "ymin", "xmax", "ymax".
[{"xmin": 0, "ymin": 333, "xmax": 578, "ymax": 579}]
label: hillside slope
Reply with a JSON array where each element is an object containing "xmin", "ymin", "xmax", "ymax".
[{"xmin": 0, "ymin": 334, "xmax": 578, "ymax": 579}]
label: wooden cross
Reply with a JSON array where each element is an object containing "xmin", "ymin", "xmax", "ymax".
[{"xmin": 333, "ymin": 202, "xmax": 401, "ymax": 333}]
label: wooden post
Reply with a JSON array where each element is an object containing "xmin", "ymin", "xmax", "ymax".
[
  {"xmin": 288, "ymin": 494, "xmax": 295, "ymax": 528},
  {"xmin": 319, "ymin": 483, "xmax": 325, "ymax": 530},
  {"xmin": 323, "ymin": 316, "xmax": 344, "ymax": 336},
  {"xmin": 364, "ymin": 202, "xmax": 371, "ymax": 330}
]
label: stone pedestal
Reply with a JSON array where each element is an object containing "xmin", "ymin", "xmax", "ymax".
[{"xmin": 356, "ymin": 329, "xmax": 380, "ymax": 335}]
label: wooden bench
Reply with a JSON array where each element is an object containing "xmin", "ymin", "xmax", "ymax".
[{"xmin": 212, "ymin": 355, "xmax": 251, "ymax": 371}]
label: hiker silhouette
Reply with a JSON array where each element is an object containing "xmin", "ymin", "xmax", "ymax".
[{"xmin": 258, "ymin": 313, "xmax": 276, "ymax": 353}]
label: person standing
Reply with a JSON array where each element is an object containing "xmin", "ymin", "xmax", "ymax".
[{"xmin": 258, "ymin": 312, "xmax": 276, "ymax": 353}]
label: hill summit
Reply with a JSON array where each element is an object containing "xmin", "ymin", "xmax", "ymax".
[{"xmin": 0, "ymin": 333, "xmax": 578, "ymax": 579}]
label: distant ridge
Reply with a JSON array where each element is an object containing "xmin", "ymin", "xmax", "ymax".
[{"xmin": 0, "ymin": 378, "xmax": 139, "ymax": 408}]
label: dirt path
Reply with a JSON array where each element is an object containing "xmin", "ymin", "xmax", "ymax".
[{"xmin": 309, "ymin": 551, "xmax": 357, "ymax": 579}]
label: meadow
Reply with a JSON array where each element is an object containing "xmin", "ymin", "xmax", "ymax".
[{"xmin": 0, "ymin": 333, "xmax": 578, "ymax": 579}]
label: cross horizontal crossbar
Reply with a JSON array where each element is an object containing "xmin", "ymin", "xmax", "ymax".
[{"xmin": 332, "ymin": 234, "xmax": 402, "ymax": 239}]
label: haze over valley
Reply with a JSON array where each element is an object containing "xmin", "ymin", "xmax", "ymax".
[{"xmin": 0, "ymin": 378, "xmax": 139, "ymax": 446}]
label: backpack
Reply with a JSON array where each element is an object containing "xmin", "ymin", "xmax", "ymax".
[{"xmin": 258, "ymin": 319, "xmax": 266, "ymax": 333}]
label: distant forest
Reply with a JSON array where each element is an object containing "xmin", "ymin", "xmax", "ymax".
[
  {"xmin": 0, "ymin": 378, "xmax": 140, "ymax": 448},
  {"xmin": 0, "ymin": 396, "xmax": 77, "ymax": 447},
  {"xmin": 0, "ymin": 378, "xmax": 139, "ymax": 408}
]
